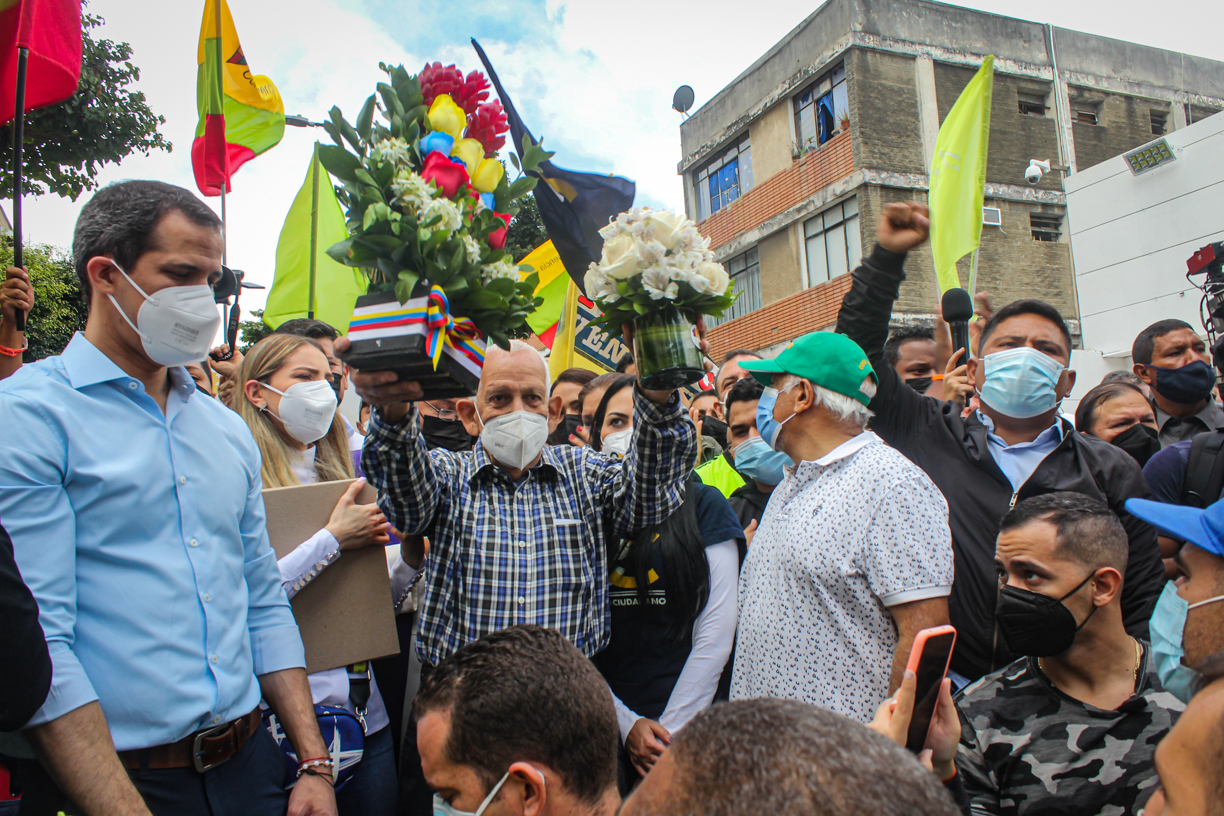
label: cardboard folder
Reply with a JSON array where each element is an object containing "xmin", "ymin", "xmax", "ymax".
[{"xmin": 263, "ymin": 479, "xmax": 400, "ymax": 673}]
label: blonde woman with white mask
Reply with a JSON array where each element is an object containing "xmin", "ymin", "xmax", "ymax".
[{"xmin": 236, "ymin": 334, "xmax": 397, "ymax": 816}]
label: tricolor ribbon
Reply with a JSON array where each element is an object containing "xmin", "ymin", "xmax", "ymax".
[{"xmin": 425, "ymin": 285, "xmax": 482, "ymax": 370}]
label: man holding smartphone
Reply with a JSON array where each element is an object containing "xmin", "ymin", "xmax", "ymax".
[{"xmin": 956, "ymin": 493, "xmax": 1182, "ymax": 815}]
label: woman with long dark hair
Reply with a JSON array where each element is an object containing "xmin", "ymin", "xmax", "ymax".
[{"xmin": 588, "ymin": 375, "xmax": 743, "ymax": 790}]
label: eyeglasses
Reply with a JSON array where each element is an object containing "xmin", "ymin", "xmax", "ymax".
[{"xmin": 424, "ymin": 401, "xmax": 459, "ymax": 421}]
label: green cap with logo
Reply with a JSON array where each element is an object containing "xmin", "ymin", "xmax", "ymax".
[{"xmin": 737, "ymin": 331, "xmax": 878, "ymax": 406}]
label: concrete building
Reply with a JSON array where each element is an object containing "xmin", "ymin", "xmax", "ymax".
[{"xmin": 680, "ymin": 0, "xmax": 1224, "ymax": 359}]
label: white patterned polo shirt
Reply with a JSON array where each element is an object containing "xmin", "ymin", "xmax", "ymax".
[{"xmin": 731, "ymin": 431, "xmax": 954, "ymax": 721}]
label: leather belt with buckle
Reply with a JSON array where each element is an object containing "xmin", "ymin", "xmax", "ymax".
[{"xmin": 118, "ymin": 708, "xmax": 262, "ymax": 773}]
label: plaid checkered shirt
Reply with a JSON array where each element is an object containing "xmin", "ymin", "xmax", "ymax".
[{"xmin": 362, "ymin": 389, "xmax": 696, "ymax": 667}]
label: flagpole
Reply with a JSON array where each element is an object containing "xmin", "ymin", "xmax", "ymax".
[
  {"xmin": 968, "ymin": 248, "xmax": 980, "ymax": 298},
  {"xmin": 308, "ymin": 144, "xmax": 319, "ymax": 319},
  {"xmin": 11, "ymin": 47, "xmax": 28, "ymax": 332},
  {"xmin": 214, "ymin": 0, "xmax": 226, "ymax": 267}
]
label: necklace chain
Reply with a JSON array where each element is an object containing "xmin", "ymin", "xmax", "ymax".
[{"xmin": 1038, "ymin": 637, "xmax": 1142, "ymax": 684}]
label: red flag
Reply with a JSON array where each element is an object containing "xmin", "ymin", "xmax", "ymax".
[{"xmin": 0, "ymin": 0, "xmax": 82, "ymax": 125}]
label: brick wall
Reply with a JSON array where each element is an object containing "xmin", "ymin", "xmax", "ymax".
[
  {"xmin": 697, "ymin": 130, "xmax": 854, "ymax": 251},
  {"xmin": 858, "ymin": 185, "xmax": 1075, "ymax": 321},
  {"xmin": 851, "ymin": 49, "xmax": 926, "ymax": 174},
  {"xmin": 707, "ymin": 274, "xmax": 854, "ymax": 359},
  {"xmin": 1071, "ymin": 90, "xmax": 1166, "ymax": 171},
  {"xmin": 934, "ymin": 64, "xmax": 1063, "ymax": 193}
]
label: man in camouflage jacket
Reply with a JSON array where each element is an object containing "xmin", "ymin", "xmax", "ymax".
[{"xmin": 956, "ymin": 493, "xmax": 1182, "ymax": 815}]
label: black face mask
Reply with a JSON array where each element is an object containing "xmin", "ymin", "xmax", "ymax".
[
  {"xmin": 420, "ymin": 414, "xmax": 475, "ymax": 452},
  {"xmin": 905, "ymin": 376, "xmax": 935, "ymax": 395},
  {"xmin": 1110, "ymin": 423, "xmax": 1160, "ymax": 467},
  {"xmin": 996, "ymin": 571, "xmax": 1099, "ymax": 657},
  {"xmin": 1147, "ymin": 360, "xmax": 1216, "ymax": 406},
  {"xmin": 549, "ymin": 414, "xmax": 583, "ymax": 446},
  {"xmin": 700, "ymin": 416, "xmax": 729, "ymax": 449}
]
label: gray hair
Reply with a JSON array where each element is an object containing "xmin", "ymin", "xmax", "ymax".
[
  {"xmin": 72, "ymin": 180, "xmax": 223, "ymax": 303},
  {"xmin": 780, "ymin": 374, "xmax": 875, "ymax": 431},
  {"xmin": 482, "ymin": 339, "xmax": 551, "ymax": 396}
]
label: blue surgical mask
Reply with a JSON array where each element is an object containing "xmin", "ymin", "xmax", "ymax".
[
  {"xmin": 732, "ymin": 435, "xmax": 793, "ymax": 485},
  {"xmin": 978, "ymin": 347, "xmax": 1065, "ymax": 419},
  {"xmin": 756, "ymin": 381, "xmax": 800, "ymax": 451},
  {"xmin": 433, "ymin": 772, "xmax": 510, "ymax": 816},
  {"xmin": 1149, "ymin": 581, "xmax": 1224, "ymax": 703}
]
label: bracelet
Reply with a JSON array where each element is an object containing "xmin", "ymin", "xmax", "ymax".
[
  {"xmin": 0, "ymin": 338, "xmax": 26, "ymax": 357},
  {"xmin": 298, "ymin": 757, "xmax": 335, "ymax": 770},
  {"xmin": 300, "ymin": 767, "xmax": 335, "ymax": 785}
]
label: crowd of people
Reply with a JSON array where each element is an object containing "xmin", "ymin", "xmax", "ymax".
[{"xmin": 1, "ymin": 179, "xmax": 1223, "ymax": 816}]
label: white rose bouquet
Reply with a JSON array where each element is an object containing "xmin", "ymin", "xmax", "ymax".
[
  {"xmin": 584, "ymin": 207, "xmax": 736, "ymax": 337},
  {"xmin": 585, "ymin": 208, "xmax": 736, "ymax": 388}
]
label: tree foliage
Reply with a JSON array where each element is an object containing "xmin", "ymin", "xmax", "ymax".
[
  {"xmin": 238, "ymin": 308, "xmax": 275, "ymax": 354},
  {"xmin": 0, "ymin": 11, "xmax": 171, "ymax": 200},
  {"xmin": 0, "ymin": 236, "xmax": 89, "ymax": 361},
  {"xmin": 505, "ymin": 193, "xmax": 548, "ymax": 263}
]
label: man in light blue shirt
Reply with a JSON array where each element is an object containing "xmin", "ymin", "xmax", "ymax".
[{"xmin": 0, "ymin": 181, "xmax": 336, "ymax": 816}]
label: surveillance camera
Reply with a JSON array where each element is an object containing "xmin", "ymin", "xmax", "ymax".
[{"xmin": 1026, "ymin": 159, "xmax": 1051, "ymax": 185}]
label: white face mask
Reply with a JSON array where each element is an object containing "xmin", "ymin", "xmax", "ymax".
[
  {"xmin": 601, "ymin": 428, "xmax": 633, "ymax": 457},
  {"xmin": 106, "ymin": 262, "xmax": 221, "ymax": 367},
  {"xmin": 260, "ymin": 380, "xmax": 338, "ymax": 444},
  {"xmin": 477, "ymin": 409, "xmax": 549, "ymax": 470}
]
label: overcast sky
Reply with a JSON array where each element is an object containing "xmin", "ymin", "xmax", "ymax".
[{"xmin": 15, "ymin": 0, "xmax": 1221, "ymax": 318}]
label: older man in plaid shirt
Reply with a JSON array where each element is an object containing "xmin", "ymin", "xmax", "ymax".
[{"xmin": 341, "ymin": 336, "xmax": 701, "ymax": 669}]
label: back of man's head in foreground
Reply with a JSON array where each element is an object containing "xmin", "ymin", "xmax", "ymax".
[
  {"xmin": 621, "ymin": 699, "xmax": 958, "ymax": 816},
  {"xmin": 414, "ymin": 624, "xmax": 618, "ymax": 805}
]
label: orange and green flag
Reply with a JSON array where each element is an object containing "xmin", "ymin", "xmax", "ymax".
[{"xmin": 192, "ymin": 0, "xmax": 284, "ymax": 196}]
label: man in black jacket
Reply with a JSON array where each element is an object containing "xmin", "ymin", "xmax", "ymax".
[{"xmin": 834, "ymin": 201, "xmax": 1165, "ymax": 683}]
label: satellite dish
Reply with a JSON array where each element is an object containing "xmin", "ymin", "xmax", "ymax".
[{"xmin": 672, "ymin": 85, "xmax": 695, "ymax": 114}]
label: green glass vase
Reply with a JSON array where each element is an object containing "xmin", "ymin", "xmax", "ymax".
[{"xmin": 632, "ymin": 306, "xmax": 705, "ymax": 390}]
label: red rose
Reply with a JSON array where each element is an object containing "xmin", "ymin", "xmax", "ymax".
[
  {"xmin": 421, "ymin": 152, "xmax": 470, "ymax": 200},
  {"xmin": 487, "ymin": 212, "xmax": 512, "ymax": 250}
]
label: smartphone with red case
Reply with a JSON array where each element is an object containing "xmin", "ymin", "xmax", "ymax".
[{"xmin": 904, "ymin": 625, "xmax": 957, "ymax": 752}]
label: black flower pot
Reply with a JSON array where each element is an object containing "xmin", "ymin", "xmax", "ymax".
[{"xmin": 341, "ymin": 290, "xmax": 483, "ymax": 400}]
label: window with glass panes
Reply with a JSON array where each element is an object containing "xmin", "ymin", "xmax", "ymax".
[
  {"xmin": 794, "ymin": 63, "xmax": 847, "ymax": 150},
  {"xmin": 694, "ymin": 136, "xmax": 753, "ymax": 221},
  {"xmin": 709, "ymin": 247, "xmax": 761, "ymax": 326},
  {"xmin": 804, "ymin": 197, "xmax": 862, "ymax": 286}
]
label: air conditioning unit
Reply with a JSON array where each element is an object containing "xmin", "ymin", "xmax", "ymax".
[{"xmin": 982, "ymin": 207, "xmax": 1002, "ymax": 226}]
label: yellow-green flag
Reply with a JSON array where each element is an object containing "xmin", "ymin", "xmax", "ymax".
[
  {"xmin": 930, "ymin": 55, "xmax": 994, "ymax": 293},
  {"xmin": 264, "ymin": 143, "xmax": 367, "ymax": 333}
]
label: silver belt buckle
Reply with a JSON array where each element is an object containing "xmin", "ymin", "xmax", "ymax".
[{"xmin": 192, "ymin": 721, "xmax": 233, "ymax": 773}]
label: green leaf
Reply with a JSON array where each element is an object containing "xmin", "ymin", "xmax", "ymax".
[
  {"xmin": 507, "ymin": 177, "xmax": 535, "ymax": 199},
  {"xmin": 355, "ymin": 168, "xmax": 377, "ymax": 187},
  {"xmin": 468, "ymin": 290, "xmax": 508, "ymax": 310},
  {"xmin": 356, "ymin": 95, "xmax": 376, "ymax": 142},
  {"xmin": 485, "ymin": 277, "xmax": 516, "ymax": 298},
  {"xmin": 321, "ymin": 119, "xmax": 344, "ymax": 150},
  {"xmin": 317, "ymin": 145, "xmax": 361, "ymax": 183},
  {"xmin": 509, "ymin": 152, "xmax": 521, "ymax": 171},
  {"xmin": 328, "ymin": 106, "xmax": 364, "ymax": 156},
  {"xmin": 395, "ymin": 277, "xmax": 415, "ymax": 305},
  {"xmin": 378, "ymin": 83, "xmax": 405, "ymax": 120},
  {"xmin": 325, "ymin": 238, "xmax": 355, "ymax": 266}
]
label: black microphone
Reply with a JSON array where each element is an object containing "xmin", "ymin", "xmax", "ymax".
[{"xmin": 942, "ymin": 288, "xmax": 974, "ymax": 366}]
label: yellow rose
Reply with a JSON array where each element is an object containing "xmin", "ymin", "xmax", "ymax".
[
  {"xmin": 472, "ymin": 158, "xmax": 505, "ymax": 193},
  {"xmin": 428, "ymin": 94, "xmax": 467, "ymax": 139},
  {"xmin": 451, "ymin": 138, "xmax": 484, "ymax": 173}
]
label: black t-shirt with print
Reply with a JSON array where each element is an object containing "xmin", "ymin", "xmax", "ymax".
[{"xmin": 594, "ymin": 482, "xmax": 743, "ymax": 720}]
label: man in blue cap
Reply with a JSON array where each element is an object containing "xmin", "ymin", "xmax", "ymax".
[
  {"xmin": 730, "ymin": 331, "xmax": 953, "ymax": 722},
  {"xmin": 1125, "ymin": 495, "xmax": 1224, "ymax": 701}
]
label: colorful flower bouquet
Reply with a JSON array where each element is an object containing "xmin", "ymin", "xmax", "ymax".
[
  {"xmin": 584, "ymin": 208, "xmax": 736, "ymax": 389},
  {"xmin": 317, "ymin": 61, "xmax": 552, "ymax": 398}
]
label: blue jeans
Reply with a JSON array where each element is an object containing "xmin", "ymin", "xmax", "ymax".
[
  {"xmin": 337, "ymin": 725, "xmax": 396, "ymax": 816},
  {"xmin": 127, "ymin": 725, "xmax": 287, "ymax": 816}
]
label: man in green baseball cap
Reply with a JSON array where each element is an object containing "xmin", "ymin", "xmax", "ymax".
[{"xmin": 730, "ymin": 330, "xmax": 953, "ymax": 723}]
